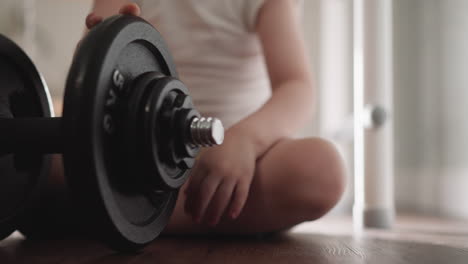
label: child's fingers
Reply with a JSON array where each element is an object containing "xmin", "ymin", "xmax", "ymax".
[
  {"xmin": 85, "ymin": 3, "xmax": 140, "ymax": 31},
  {"xmin": 203, "ymin": 180, "xmax": 236, "ymax": 226},
  {"xmin": 85, "ymin": 13, "xmax": 103, "ymax": 29},
  {"xmin": 183, "ymin": 166, "xmax": 206, "ymax": 215},
  {"xmin": 119, "ymin": 3, "xmax": 141, "ymax": 16},
  {"xmin": 85, "ymin": 13, "xmax": 94, "ymax": 28},
  {"xmin": 227, "ymin": 182, "xmax": 250, "ymax": 219},
  {"xmin": 190, "ymin": 174, "xmax": 221, "ymax": 223},
  {"xmin": 183, "ymin": 163, "xmax": 203, "ymax": 198}
]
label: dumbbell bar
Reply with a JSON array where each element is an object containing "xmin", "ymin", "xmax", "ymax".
[
  {"xmin": 0, "ymin": 14, "xmax": 224, "ymax": 251},
  {"xmin": 0, "ymin": 118, "xmax": 62, "ymax": 154},
  {"xmin": 0, "ymin": 115, "xmax": 223, "ymax": 154}
]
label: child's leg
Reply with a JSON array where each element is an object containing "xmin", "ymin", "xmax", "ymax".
[{"xmin": 163, "ymin": 138, "xmax": 346, "ymax": 235}]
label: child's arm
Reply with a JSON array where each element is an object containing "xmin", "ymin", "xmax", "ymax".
[
  {"xmin": 184, "ymin": 0, "xmax": 314, "ymax": 226},
  {"xmin": 240, "ymin": 0, "xmax": 314, "ymax": 156}
]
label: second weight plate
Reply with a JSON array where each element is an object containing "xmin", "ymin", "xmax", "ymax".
[{"xmin": 0, "ymin": 35, "xmax": 53, "ymax": 240}]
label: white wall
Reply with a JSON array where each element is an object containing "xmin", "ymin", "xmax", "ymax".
[
  {"xmin": 33, "ymin": 0, "xmax": 93, "ymax": 99},
  {"xmin": 0, "ymin": 0, "xmax": 92, "ymax": 114},
  {"xmin": 297, "ymin": 0, "xmax": 321, "ymax": 138}
]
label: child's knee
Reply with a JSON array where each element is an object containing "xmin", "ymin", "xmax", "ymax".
[{"xmin": 290, "ymin": 138, "xmax": 347, "ymax": 220}]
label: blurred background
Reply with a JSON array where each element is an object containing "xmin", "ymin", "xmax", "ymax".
[{"xmin": 1, "ymin": 0, "xmax": 467, "ymax": 220}]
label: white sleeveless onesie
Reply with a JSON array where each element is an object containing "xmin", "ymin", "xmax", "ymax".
[{"xmin": 133, "ymin": 0, "xmax": 271, "ymax": 128}]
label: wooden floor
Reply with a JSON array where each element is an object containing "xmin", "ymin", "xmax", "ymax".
[{"xmin": 1, "ymin": 215, "xmax": 468, "ymax": 264}]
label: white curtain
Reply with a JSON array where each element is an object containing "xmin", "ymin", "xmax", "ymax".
[
  {"xmin": 394, "ymin": 0, "xmax": 468, "ymax": 218},
  {"xmin": 305, "ymin": 0, "xmax": 354, "ymax": 214}
]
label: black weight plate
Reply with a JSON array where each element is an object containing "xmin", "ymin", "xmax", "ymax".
[
  {"xmin": 0, "ymin": 35, "xmax": 53, "ymax": 239},
  {"xmin": 63, "ymin": 15, "xmax": 179, "ymax": 251}
]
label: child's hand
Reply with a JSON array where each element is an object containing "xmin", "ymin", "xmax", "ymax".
[
  {"xmin": 184, "ymin": 126, "xmax": 258, "ymax": 226},
  {"xmin": 85, "ymin": 3, "xmax": 141, "ymax": 30},
  {"xmin": 76, "ymin": 3, "xmax": 140, "ymax": 53}
]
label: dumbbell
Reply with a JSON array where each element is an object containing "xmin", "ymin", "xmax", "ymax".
[{"xmin": 0, "ymin": 15, "xmax": 224, "ymax": 251}]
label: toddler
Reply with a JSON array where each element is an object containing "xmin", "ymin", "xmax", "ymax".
[{"xmin": 85, "ymin": 0, "xmax": 345, "ymax": 234}]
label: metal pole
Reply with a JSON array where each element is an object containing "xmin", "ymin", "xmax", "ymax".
[{"xmin": 353, "ymin": 0, "xmax": 395, "ymax": 229}]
